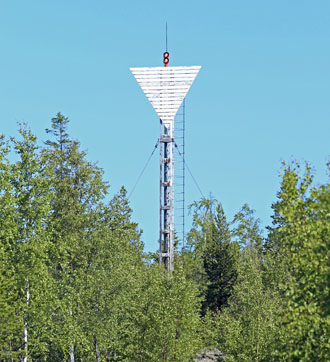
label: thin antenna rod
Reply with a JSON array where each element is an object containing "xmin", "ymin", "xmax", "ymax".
[{"xmin": 166, "ymin": 22, "xmax": 168, "ymax": 52}]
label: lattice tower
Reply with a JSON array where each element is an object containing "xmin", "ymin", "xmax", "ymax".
[{"xmin": 130, "ymin": 65, "xmax": 201, "ymax": 272}]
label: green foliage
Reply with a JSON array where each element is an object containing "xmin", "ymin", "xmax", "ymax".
[
  {"xmin": 118, "ymin": 266, "xmax": 202, "ymax": 361},
  {"xmin": 186, "ymin": 198, "xmax": 239, "ymax": 313},
  {"xmin": 268, "ymin": 161, "xmax": 330, "ymax": 361},
  {"xmin": 0, "ymin": 135, "xmax": 22, "ymax": 360},
  {"xmin": 185, "ymin": 197, "xmax": 215, "ymax": 295},
  {"xmin": 202, "ymin": 203, "xmax": 239, "ymax": 313},
  {"xmin": 0, "ymin": 246, "xmax": 24, "ymax": 361},
  {"xmin": 215, "ymin": 246, "xmax": 280, "ymax": 362},
  {"xmin": 212, "ymin": 204, "xmax": 277, "ymax": 361},
  {"xmin": 0, "ymin": 115, "xmax": 203, "ymax": 362},
  {"xmin": 2, "ymin": 114, "xmax": 328, "ymax": 362},
  {"xmin": 212, "ymin": 162, "xmax": 329, "ymax": 362},
  {"xmin": 40, "ymin": 113, "xmax": 110, "ymax": 359},
  {"xmin": 2, "ymin": 125, "xmax": 55, "ymax": 360},
  {"xmin": 232, "ymin": 203, "xmax": 264, "ymax": 251}
]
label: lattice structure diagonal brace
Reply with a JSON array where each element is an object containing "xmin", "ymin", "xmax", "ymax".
[{"xmin": 130, "ymin": 65, "xmax": 201, "ymax": 272}]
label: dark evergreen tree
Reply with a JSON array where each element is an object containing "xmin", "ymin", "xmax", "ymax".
[
  {"xmin": 202, "ymin": 203, "xmax": 239, "ymax": 312},
  {"xmin": 186, "ymin": 198, "xmax": 239, "ymax": 313}
]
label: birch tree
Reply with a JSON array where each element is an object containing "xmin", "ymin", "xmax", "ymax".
[{"xmin": 268, "ymin": 161, "xmax": 330, "ymax": 361}]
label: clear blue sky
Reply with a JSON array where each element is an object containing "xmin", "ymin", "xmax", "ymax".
[{"xmin": 1, "ymin": 1, "xmax": 329, "ymax": 252}]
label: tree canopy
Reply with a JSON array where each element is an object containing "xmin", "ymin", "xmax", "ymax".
[{"xmin": 0, "ymin": 115, "xmax": 328, "ymax": 361}]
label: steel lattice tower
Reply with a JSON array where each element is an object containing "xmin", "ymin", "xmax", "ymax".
[{"xmin": 130, "ymin": 64, "xmax": 201, "ymax": 272}]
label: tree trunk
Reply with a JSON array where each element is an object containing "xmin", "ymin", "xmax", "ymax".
[
  {"xmin": 70, "ymin": 345, "xmax": 75, "ymax": 362},
  {"xmin": 23, "ymin": 283, "xmax": 30, "ymax": 362},
  {"xmin": 94, "ymin": 335, "xmax": 100, "ymax": 362}
]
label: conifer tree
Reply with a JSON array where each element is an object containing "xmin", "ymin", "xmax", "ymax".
[
  {"xmin": 202, "ymin": 203, "xmax": 239, "ymax": 312},
  {"xmin": 186, "ymin": 198, "xmax": 239, "ymax": 313}
]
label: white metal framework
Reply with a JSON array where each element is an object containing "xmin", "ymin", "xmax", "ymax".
[
  {"xmin": 130, "ymin": 66, "xmax": 201, "ymax": 125},
  {"xmin": 130, "ymin": 65, "xmax": 201, "ymax": 272}
]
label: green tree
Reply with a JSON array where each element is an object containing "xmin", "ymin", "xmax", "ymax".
[
  {"xmin": 186, "ymin": 198, "xmax": 239, "ymax": 313},
  {"xmin": 0, "ymin": 137, "xmax": 23, "ymax": 361},
  {"xmin": 41, "ymin": 114, "xmax": 147, "ymax": 361},
  {"xmin": 0, "ymin": 265, "xmax": 23, "ymax": 361},
  {"xmin": 121, "ymin": 266, "xmax": 202, "ymax": 362},
  {"xmin": 231, "ymin": 203, "xmax": 263, "ymax": 251},
  {"xmin": 202, "ymin": 203, "xmax": 239, "ymax": 312},
  {"xmin": 215, "ymin": 246, "xmax": 280, "ymax": 362},
  {"xmin": 185, "ymin": 198, "xmax": 215, "ymax": 294},
  {"xmin": 78, "ymin": 187, "xmax": 144, "ymax": 361},
  {"xmin": 0, "ymin": 117, "xmax": 214, "ymax": 361},
  {"xmin": 0, "ymin": 135, "xmax": 21, "ymax": 360},
  {"xmin": 0, "ymin": 126, "xmax": 54, "ymax": 361},
  {"xmin": 268, "ymin": 161, "xmax": 330, "ymax": 361},
  {"xmin": 41, "ymin": 113, "xmax": 109, "ymax": 361}
]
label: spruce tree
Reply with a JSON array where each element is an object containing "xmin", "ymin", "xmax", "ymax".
[
  {"xmin": 202, "ymin": 203, "xmax": 239, "ymax": 312},
  {"xmin": 186, "ymin": 198, "xmax": 239, "ymax": 313}
]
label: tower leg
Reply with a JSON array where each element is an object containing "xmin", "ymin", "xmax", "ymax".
[{"xmin": 159, "ymin": 120, "xmax": 174, "ymax": 272}]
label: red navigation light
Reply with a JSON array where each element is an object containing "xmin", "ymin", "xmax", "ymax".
[{"xmin": 163, "ymin": 52, "xmax": 170, "ymax": 67}]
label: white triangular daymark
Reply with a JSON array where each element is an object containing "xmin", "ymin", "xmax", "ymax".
[{"xmin": 130, "ymin": 66, "xmax": 201, "ymax": 124}]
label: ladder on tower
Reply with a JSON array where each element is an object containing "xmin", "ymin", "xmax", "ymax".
[{"xmin": 174, "ymin": 99, "xmax": 186, "ymax": 257}]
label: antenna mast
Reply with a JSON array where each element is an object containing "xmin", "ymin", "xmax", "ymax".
[
  {"xmin": 166, "ymin": 22, "xmax": 168, "ymax": 52},
  {"xmin": 159, "ymin": 25, "xmax": 173, "ymax": 270}
]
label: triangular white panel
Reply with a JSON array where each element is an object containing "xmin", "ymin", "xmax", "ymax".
[{"xmin": 130, "ymin": 66, "xmax": 201, "ymax": 123}]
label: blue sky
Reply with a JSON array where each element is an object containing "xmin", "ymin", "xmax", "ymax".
[{"xmin": 1, "ymin": 1, "xmax": 329, "ymax": 251}]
